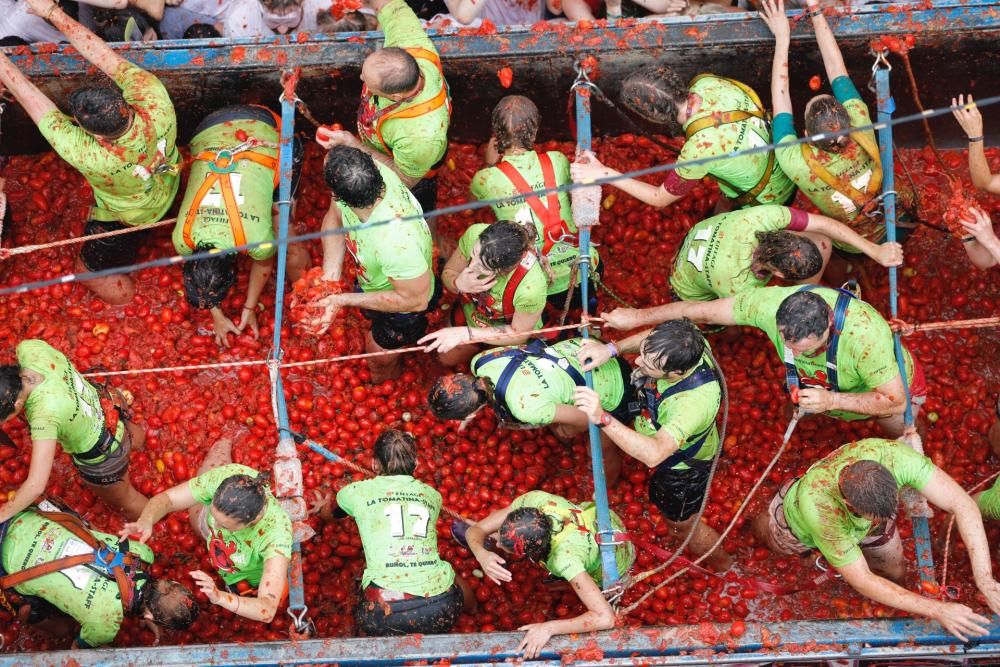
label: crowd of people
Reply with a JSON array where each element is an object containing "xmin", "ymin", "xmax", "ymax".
[{"xmin": 0, "ymin": 0, "xmax": 1000, "ymax": 658}]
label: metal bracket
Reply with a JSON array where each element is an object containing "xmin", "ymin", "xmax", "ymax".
[
  {"xmin": 595, "ymin": 529, "xmax": 627, "ymax": 546},
  {"xmin": 287, "ymin": 605, "xmax": 313, "ymax": 634}
]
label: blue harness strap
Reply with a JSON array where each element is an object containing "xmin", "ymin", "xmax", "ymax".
[
  {"xmin": 473, "ymin": 339, "xmax": 586, "ymax": 425},
  {"xmin": 784, "ymin": 284, "xmax": 858, "ymax": 395},
  {"xmin": 640, "ymin": 362, "xmax": 718, "ymax": 470}
]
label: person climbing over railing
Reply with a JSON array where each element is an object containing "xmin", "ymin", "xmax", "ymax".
[
  {"xmin": 315, "ymin": 0, "xmax": 450, "ymax": 215},
  {"xmin": 310, "ymin": 429, "xmax": 474, "ymax": 636},
  {"xmin": 470, "ymin": 95, "xmax": 600, "ymax": 316},
  {"xmin": 572, "ymin": 320, "xmax": 733, "ymax": 571},
  {"xmin": 570, "ymin": 65, "xmax": 794, "ymax": 212},
  {"xmin": 760, "ymin": 0, "xmax": 918, "ymax": 250},
  {"xmin": 752, "ymin": 436, "xmax": 1000, "ymax": 641},
  {"xmin": 0, "ymin": 339, "xmax": 148, "ymax": 523},
  {"xmin": 305, "ymin": 146, "xmax": 436, "ymax": 382},
  {"xmin": 452, "ymin": 490, "xmax": 634, "ymax": 659},
  {"xmin": 427, "ymin": 336, "xmax": 634, "ymax": 484},
  {"xmin": 419, "ymin": 220, "xmax": 546, "ymax": 368},
  {"xmin": 120, "ymin": 438, "xmax": 293, "ymax": 624},
  {"xmin": 172, "ymin": 105, "xmax": 310, "ymax": 348},
  {"xmin": 0, "ymin": 503, "xmax": 198, "ymax": 648},
  {"xmin": 0, "ymin": 0, "xmax": 179, "ymax": 305},
  {"xmin": 951, "ymin": 94, "xmax": 1000, "ymax": 196},
  {"xmin": 667, "ymin": 205, "xmax": 902, "ymax": 302},
  {"xmin": 955, "ymin": 207, "xmax": 1000, "ymax": 270},
  {"xmin": 601, "ymin": 285, "xmax": 926, "ymax": 439}
]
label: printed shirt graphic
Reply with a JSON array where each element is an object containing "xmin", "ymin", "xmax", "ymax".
[
  {"xmin": 732, "ymin": 285, "xmax": 915, "ymax": 420},
  {"xmin": 188, "ymin": 464, "xmax": 293, "ymax": 587},
  {"xmin": 336, "ymin": 475, "xmax": 455, "ymax": 597},
  {"xmin": 1, "ymin": 510, "xmax": 153, "ymax": 647},
  {"xmin": 37, "ymin": 62, "xmax": 179, "ymax": 226},
  {"xmin": 782, "ymin": 438, "xmax": 934, "ymax": 567},
  {"xmin": 337, "ymin": 162, "xmax": 435, "ymax": 302}
]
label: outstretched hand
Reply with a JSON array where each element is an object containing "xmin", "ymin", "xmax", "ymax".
[
  {"xmin": 758, "ymin": 0, "xmax": 790, "ymax": 41},
  {"xmin": 952, "ymin": 94, "xmax": 984, "ymax": 139}
]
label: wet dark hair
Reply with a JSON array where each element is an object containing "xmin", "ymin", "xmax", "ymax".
[
  {"xmin": 212, "ymin": 473, "xmax": 272, "ymax": 525},
  {"xmin": 776, "ymin": 291, "xmax": 831, "ymax": 343},
  {"xmin": 805, "ymin": 95, "xmax": 853, "ymax": 152},
  {"xmin": 478, "ymin": 221, "xmax": 534, "ymax": 273},
  {"xmin": 182, "ymin": 244, "xmax": 237, "ymax": 310},
  {"xmin": 0, "ymin": 36, "xmax": 29, "ymax": 47},
  {"xmin": 753, "ymin": 231, "xmax": 824, "ymax": 281},
  {"xmin": 318, "ymin": 10, "xmax": 377, "ymax": 33},
  {"xmin": 144, "ymin": 578, "xmax": 200, "ymax": 631},
  {"xmin": 91, "ymin": 7, "xmax": 154, "ymax": 43},
  {"xmin": 183, "ymin": 23, "xmax": 222, "ymax": 39},
  {"xmin": 428, "ymin": 374, "xmax": 490, "ymax": 420},
  {"xmin": 492, "ymin": 96, "xmax": 539, "ymax": 154},
  {"xmin": 374, "ymin": 429, "xmax": 417, "ymax": 476},
  {"xmin": 67, "ymin": 86, "xmax": 131, "ymax": 137},
  {"xmin": 0, "ymin": 365, "xmax": 22, "ymax": 421},
  {"xmin": 619, "ymin": 65, "xmax": 687, "ymax": 137},
  {"xmin": 499, "ymin": 507, "xmax": 552, "ymax": 562},
  {"xmin": 324, "ymin": 146, "xmax": 385, "ymax": 209},
  {"xmin": 642, "ymin": 319, "xmax": 705, "ymax": 375},
  {"xmin": 373, "ymin": 47, "xmax": 420, "ymax": 95},
  {"xmin": 839, "ymin": 460, "xmax": 898, "ymax": 520}
]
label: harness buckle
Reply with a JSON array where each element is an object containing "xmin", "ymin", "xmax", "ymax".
[
  {"xmin": 210, "ymin": 149, "xmax": 239, "ymax": 173},
  {"xmin": 287, "ymin": 605, "xmax": 314, "ymax": 635},
  {"xmin": 595, "ymin": 530, "xmax": 628, "ymax": 546}
]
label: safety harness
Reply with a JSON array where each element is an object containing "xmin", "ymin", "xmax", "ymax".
[
  {"xmin": 495, "ymin": 154, "xmax": 574, "ymax": 255},
  {"xmin": 800, "ymin": 129, "xmax": 884, "ymax": 219},
  {"xmin": 684, "ymin": 74, "xmax": 774, "ymax": 208},
  {"xmin": 357, "ymin": 47, "xmax": 452, "ymax": 177},
  {"xmin": 181, "ymin": 135, "xmax": 279, "ymax": 253},
  {"xmin": 461, "ymin": 251, "xmax": 537, "ymax": 325},
  {"xmin": 639, "ymin": 361, "xmax": 719, "ymax": 471},
  {"xmin": 473, "ymin": 339, "xmax": 586, "ymax": 426},
  {"xmin": 0, "ymin": 509, "xmax": 144, "ymax": 614},
  {"xmin": 95, "ymin": 105, "xmax": 177, "ymax": 184},
  {"xmin": 782, "ymin": 284, "xmax": 858, "ymax": 399}
]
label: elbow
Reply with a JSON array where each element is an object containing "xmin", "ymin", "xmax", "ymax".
[
  {"xmin": 593, "ymin": 608, "xmax": 617, "ymax": 631},
  {"xmin": 260, "ymin": 605, "xmax": 278, "ymax": 624}
]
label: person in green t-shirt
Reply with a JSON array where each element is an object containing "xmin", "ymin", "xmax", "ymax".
[
  {"xmin": 1, "ymin": 504, "xmax": 198, "ymax": 649},
  {"xmin": 420, "ymin": 221, "xmax": 547, "ymax": 368},
  {"xmin": 0, "ymin": 0, "xmax": 179, "ymax": 305},
  {"xmin": 315, "ymin": 0, "xmax": 449, "ymax": 214},
  {"xmin": 313, "ymin": 429, "xmax": 470, "ymax": 635},
  {"xmin": 574, "ymin": 320, "xmax": 732, "ymax": 571},
  {"xmin": 0, "ymin": 340, "xmax": 147, "ymax": 524},
  {"xmin": 174, "ymin": 105, "xmax": 310, "ymax": 348},
  {"xmin": 305, "ymin": 146, "xmax": 436, "ymax": 382},
  {"xmin": 752, "ymin": 437, "xmax": 1000, "ymax": 642},
  {"xmin": 571, "ymin": 66, "xmax": 794, "ymax": 212},
  {"xmin": 459, "ymin": 490, "xmax": 634, "ymax": 659},
  {"xmin": 428, "ymin": 337, "xmax": 633, "ymax": 483},
  {"xmin": 120, "ymin": 438, "xmax": 292, "ymax": 624},
  {"xmin": 470, "ymin": 95, "xmax": 600, "ymax": 310},
  {"xmin": 669, "ymin": 205, "xmax": 902, "ymax": 302},
  {"xmin": 601, "ymin": 285, "xmax": 927, "ymax": 438}
]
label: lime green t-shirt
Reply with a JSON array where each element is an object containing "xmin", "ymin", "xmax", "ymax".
[
  {"xmin": 509, "ymin": 491, "xmax": 634, "ymax": 586},
  {"xmin": 469, "ymin": 150, "xmax": 599, "ymax": 295},
  {"xmin": 338, "ymin": 162, "xmax": 434, "ymax": 302},
  {"xmin": 470, "ymin": 338, "xmax": 624, "ymax": 426},
  {"xmin": 336, "ymin": 475, "xmax": 455, "ymax": 597},
  {"xmin": 978, "ymin": 478, "xmax": 1000, "ymax": 520},
  {"xmin": 457, "ymin": 223, "xmax": 547, "ymax": 328},
  {"xmin": 783, "ymin": 438, "xmax": 934, "ymax": 568},
  {"xmin": 677, "ymin": 76, "xmax": 794, "ymax": 206},
  {"xmin": 358, "ymin": 0, "xmax": 449, "ymax": 179},
  {"xmin": 173, "ymin": 118, "xmax": 278, "ymax": 261},
  {"xmin": 732, "ymin": 286, "xmax": 915, "ymax": 421},
  {"xmin": 633, "ymin": 350, "xmax": 721, "ymax": 470},
  {"xmin": 37, "ymin": 62, "xmax": 179, "ymax": 227},
  {"xmin": 670, "ymin": 205, "xmax": 804, "ymax": 301},
  {"xmin": 1, "ymin": 509, "xmax": 154, "ymax": 648},
  {"xmin": 188, "ymin": 464, "xmax": 293, "ymax": 587},
  {"xmin": 17, "ymin": 339, "xmax": 123, "ymax": 463}
]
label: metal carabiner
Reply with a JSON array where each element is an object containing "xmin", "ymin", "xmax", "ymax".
[
  {"xmin": 868, "ymin": 48, "xmax": 892, "ymax": 93},
  {"xmin": 287, "ymin": 605, "xmax": 313, "ymax": 634}
]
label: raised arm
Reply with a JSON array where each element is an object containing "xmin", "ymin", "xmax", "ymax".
[
  {"xmin": 320, "ymin": 199, "xmax": 347, "ymax": 281},
  {"xmin": 959, "ymin": 208, "xmax": 1000, "ymax": 270},
  {"xmin": 119, "ymin": 480, "xmax": 198, "ymax": 542},
  {"xmin": 760, "ymin": 0, "xmax": 793, "ymax": 117},
  {"xmin": 26, "ymin": 0, "xmax": 129, "ymax": 80},
  {"xmin": 600, "ymin": 298, "xmax": 738, "ymax": 331},
  {"xmin": 952, "ymin": 96, "xmax": 1000, "ymax": 195},
  {"xmin": 571, "ymin": 152, "xmax": 683, "ymax": 210},
  {"xmin": 804, "ymin": 212, "xmax": 903, "ymax": 267},
  {"xmin": 466, "ymin": 503, "xmax": 516, "ymax": 585},
  {"xmin": 807, "ymin": 0, "xmax": 848, "ymax": 83},
  {"xmin": 0, "ymin": 52, "xmax": 58, "ymax": 124}
]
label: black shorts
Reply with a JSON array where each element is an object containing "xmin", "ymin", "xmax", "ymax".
[
  {"xmin": 410, "ymin": 176, "xmax": 438, "ymax": 218},
  {"xmin": 73, "ymin": 426, "xmax": 132, "ymax": 486},
  {"xmin": 80, "ymin": 219, "xmax": 148, "ymax": 272},
  {"xmin": 361, "ymin": 279, "xmax": 442, "ymax": 350},
  {"xmin": 648, "ymin": 458, "xmax": 713, "ymax": 522},
  {"xmin": 607, "ymin": 357, "xmax": 640, "ymax": 424},
  {"xmin": 356, "ymin": 582, "xmax": 463, "ymax": 636}
]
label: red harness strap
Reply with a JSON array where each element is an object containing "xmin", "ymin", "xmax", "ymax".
[
  {"xmin": 462, "ymin": 252, "xmax": 537, "ymax": 325},
  {"xmin": 495, "ymin": 154, "xmax": 570, "ymax": 255}
]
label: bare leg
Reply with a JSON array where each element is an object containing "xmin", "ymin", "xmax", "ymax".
[
  {"xmin": 188, "ymin": 438, "xmax": 234, "ymax": 535},
  {"xmin": 666, "ymin": 514, "xmax": 733, "ymax": 571},
  {"xmin": 286, "ymin": 243, "xmax": 310, "ymax": 283},
  {"xmin": 751, "ymin": 510, "xmax": 772, "ymax": 548},
  {"xmin": 600, "ymin": 432, "xmax": 622, "ymax": 486},
  {"xmin": 88, "ymin": 478, "xmax": 148, "ymax": 521},
  {"xmin": 125, "ymin": 419, "xmax": 146, "ymax": 451},
  {"xmin": 75, "ymin": 256, "xmax": 136, "ymax": 305},
  {"xmin": 365, "ymin": 331, "xmax": 403, "ymax": 383}
]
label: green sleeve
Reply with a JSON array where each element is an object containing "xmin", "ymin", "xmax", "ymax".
[
  {"xmin": 261, "ymin": 507, "xmax": 294, "ymax": 561},
  {"xmin": 731, "ymin": 287, "xmax": 780, "ymax": 328},
  {"xmin": 978, "ymin": 480, "xmax": 1000, "ymax": 520},
  {"xmin": 775, "ymin": 134, "xmax": 809, "ymax": 179},
  {"xmin": 887, "ymin": 441, "xmax": 935, "ymax": 491},
  {"xmin": 469, "ymin": 168, "xmax": 493, "ymax": 202},
  {"xmin": 457, "ymin": 224, "xmax": 487, "ymax": 260},
  {"xmin": 675, "ymin": 135, "xmax": 712, "ymax": 181},
  {"xmin": 188, "ymin": 464, "xmax": 256, "ymax": 505},
  {"xmin": 79, "ymin": 613, "xmax": 121, "ymax": 648},
  {"xmin": 378, "ymin": 0, "xmax": 434, "ymax": 51},
  {"xmin": 772, "ymin": 112, "xmax": 797, "ymax": 142},
  {"xmin": 512, "ymin": 270, "xmax": 547, "ymax": 313},
  {"xmin": 114, "ymin": 61, "xmax": 171, "ymax": 112},
  {"xmin": 845, "ymin": 308, "xmax": 902, "ymax": 389},
  {"xmin": 657, "ymin": 384, "xmax": 719, "ymax": 449},
  {"xmin": 36, "ymin": 109, "xmax": 95, "ymax": 170},
  {"xmin": 812, "ymin": 522, "xmax": 864, "ymax": 568},
  {"xmin": 26, "ymin": 402, "xmax": 61, "ymax": 442},
  {"xmin": 336, "ymin": 481, "xmax": 362, "ymax": 517},
  {"xmin": 546, "ymin": 538, "xmax": 587, "ymax": 581},
  {"xmin": 831, "ymin": 76, "xmax": 862, "ymax": 104}
]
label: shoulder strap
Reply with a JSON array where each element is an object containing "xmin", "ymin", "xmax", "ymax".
[
  {"xmin": 495, "ymin": 154, "xmax": 567, "ymax": 255},
  {"xmin": 684, "ymin": 75, "xmax": 767, "ymax": 140},
  {"xmin": 643, "ymin": 362, "xmax": 717, "ymax": 431},
  {"xmin": 372, "ymin": 47, "xmax": 452, "ymax": 159},
  {"xmin": 800, "ymin": 131, "xmax": 884, "ymax": 211},
  {"xmin": 501, "ymin": 252, "xmax": 537, "ymax": 322}
]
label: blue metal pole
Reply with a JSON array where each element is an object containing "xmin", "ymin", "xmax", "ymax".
[
  {"xmin": 574, "ymin": 78, "xmax": 618, "ymax": 587},
  {"xmin": 875, "ymin": 62, "xmax": 934, "ymax": 585}
]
